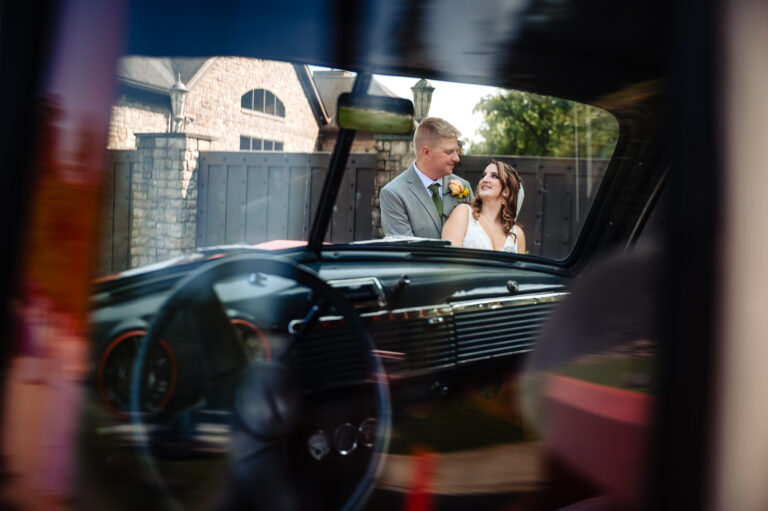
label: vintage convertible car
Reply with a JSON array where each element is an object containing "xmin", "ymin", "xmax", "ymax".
[{"xmin": 5, "ymin": 0, "xmax": 765, "ymax": 509}]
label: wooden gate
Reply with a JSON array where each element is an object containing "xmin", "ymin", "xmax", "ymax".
[
  {"xmin": 456, "ymin": 155, "xmax": 610, "ymax": 259},
  {"xmin": 97, "ymin": 150, "xmax": 609, "ymax": 276},
  {"xmin": 98, "ymin": 150, "xmax": 134, "ymax": 275},
  {"xmin": 195, "ymin": 152, "xmax": 377, "ymax": 248}
]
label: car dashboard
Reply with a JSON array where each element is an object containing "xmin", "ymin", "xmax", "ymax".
[
  {"xmin": 86, "ymin": 250, "xmax": 569, "ymax": 509},
  {"xmin": 90, "ymin": 253, "xmax": 567, "ymax": 392}
]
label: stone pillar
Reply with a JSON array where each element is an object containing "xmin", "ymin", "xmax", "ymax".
[
  {"xmin": 372, "ymin": 135, "xmax": 414, "ymax": 238},
  {"xmin": 130, "ymin": 133, "xmax": 214, "ymax": 268}
]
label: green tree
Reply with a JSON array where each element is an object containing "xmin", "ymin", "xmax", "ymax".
[{"xmin": 467, "ymin": 90, "xmax": 618, "ymax": 158}]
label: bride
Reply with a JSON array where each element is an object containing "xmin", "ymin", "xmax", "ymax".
[{"xmin": 442, "ymin": 159, "xmax": 526, "ymax": 253}]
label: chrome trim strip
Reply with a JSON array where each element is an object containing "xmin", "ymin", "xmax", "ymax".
[
  {"xmin": 289, "ymin": 291, "xmax": 567, "ymax": 331},
  {"xmin": 372, "ymin": 350, "xmax": 406, "ymax": 360},
  {"xmin": 450, "ymin": 291, "xmax": 568, "ymax": 314},
  {"xmin": 362, "ymin": 303, "xmax": 454, "ymax": 318}
]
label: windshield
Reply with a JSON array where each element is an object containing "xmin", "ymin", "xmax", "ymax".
[{"xmin": 100, "ymin": 57, "xmax": 618, "ymax": 275}]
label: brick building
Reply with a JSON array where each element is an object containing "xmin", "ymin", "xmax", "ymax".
[
  {"xmin": 108, "ymin": 57, "xmax": 329, "ymax": 151},
  {"xmin": 108, "ymin": 57, "xmax": 400, "ymax": 153}
]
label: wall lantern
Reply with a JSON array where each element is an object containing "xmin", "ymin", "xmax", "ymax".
[
  {"xmin": 169, "ymin": 73, "xmax": 189, "ymax": 132},
  {"xmin": 411, "ymin": 78, "xmax": 435, "ymax": 123}
]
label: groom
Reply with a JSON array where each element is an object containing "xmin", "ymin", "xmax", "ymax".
[{"xmin": 379, "ymin": 117, "xmax": 473, "ymax": 238}]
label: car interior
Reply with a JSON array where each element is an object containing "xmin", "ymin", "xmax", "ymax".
[{"xmin": 4, "ymin": 0, "xmax": 766, "ymax": 510}]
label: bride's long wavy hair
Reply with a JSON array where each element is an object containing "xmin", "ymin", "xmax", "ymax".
[{"xmin": 471, "ymin": 159, "xmax": 523, "ymax": 239}]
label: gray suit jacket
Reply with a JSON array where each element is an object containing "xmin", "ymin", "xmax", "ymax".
[{"xmin": 379, "ymin": 164, "xmax": 474, "ymax": 238}]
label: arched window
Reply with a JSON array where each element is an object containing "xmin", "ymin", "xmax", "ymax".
[{"xmin": 241, "ymin": 89, "xmax": 285, "ymax": 117}]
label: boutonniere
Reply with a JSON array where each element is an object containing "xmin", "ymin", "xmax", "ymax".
[{"xmin": 448, "ymin": 179, "xmax": 470, "ymax": 200}]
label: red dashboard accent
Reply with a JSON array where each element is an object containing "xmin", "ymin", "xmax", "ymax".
[
  {"xmin": 230, "ymin": 318, "xmax": 272, "ymax": 361},
  {"xmin": 96, "ymin": 329, "xmax": 178, "ymax": 418}
]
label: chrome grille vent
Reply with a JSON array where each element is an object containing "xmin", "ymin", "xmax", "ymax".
[
  {"xmin": 369, "ymin": 315, "xmax": 456, "ymax": 374},
  {"xmin": 453, "ymin": 298, "xmax": 561, "ymax": 364},
  {"xmin": 291, "ymin": 292, "xmax": 565, "ymax": 390},
  {"xmin": 290, "ymin": 309, "xmax": 455, "ymax": 390},
  {"xmin": 292, "ymin": 325, "xmax": 371, "ymax": 391}
]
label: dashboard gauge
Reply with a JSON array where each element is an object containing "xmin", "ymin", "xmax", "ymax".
[
  {"xmin": 357, "ymin": 418, "xmax": 378, "ymax": 448},
  {"xmin": 97, "ymin": 329, "xmax": 177, "ymax": 416},
  {"xmin": 308, "ymin": 430, "xmax": 330, "ymax": 461},
  {"xmin": 333, "ymin": 423, "xmax": 358, "ymax": 455},
  {"xmin": 230, "ymin": 318, "xmax": 272, "ymax": 362}
]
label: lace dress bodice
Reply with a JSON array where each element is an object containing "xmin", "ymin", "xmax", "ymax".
[{"xmin": 460, "ymin": 204, "xmax": 518, "ymax": 252}]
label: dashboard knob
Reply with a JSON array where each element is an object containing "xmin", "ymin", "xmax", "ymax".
[
  {"xmin": 307, "ymin": 430, "xmax": 330, "ymax": 461},
  {"xmin": 392, "ymin": 274, "xmax": 411, "ymax": 296},
  {"xmin": 333, "ymin": 423, "xmax": 358, "ymax": 455},
  {"xmin": 358, "ymin": 418, "xmax": 378, "ymax": 448}
]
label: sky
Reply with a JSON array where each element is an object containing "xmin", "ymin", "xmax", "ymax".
[
  {"xmin": 374, "ymin": 75, "xmax": 501, "ymax": 145},
  {"xmin": 310, "ymin": 66, "xmax": 502, "ymax": 144}
]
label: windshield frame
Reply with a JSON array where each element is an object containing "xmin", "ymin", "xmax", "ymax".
[{"xmin": 306, "ymin": 72, "xmax": 373, "ymax": 255}]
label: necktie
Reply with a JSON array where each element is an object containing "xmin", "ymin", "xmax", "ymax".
[{"xmin": 428, "ymin": 183, "xmax": 443, "ymax": 219}]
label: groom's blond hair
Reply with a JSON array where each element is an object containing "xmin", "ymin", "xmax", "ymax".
[{"xmin": 414, "ymin": 117, "xmax": 461, "ymax": 157}]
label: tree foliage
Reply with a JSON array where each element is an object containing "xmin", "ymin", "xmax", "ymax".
[{"xmin": 467, "ymin": 90, "xmax": 618, "ymax": 158}]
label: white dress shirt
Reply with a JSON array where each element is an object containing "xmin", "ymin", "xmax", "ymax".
[{"xmin": 412, "ymin": 161, "xmax": 442, "ymax": 197}]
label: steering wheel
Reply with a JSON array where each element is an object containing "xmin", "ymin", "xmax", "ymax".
[{"xmin": 129, "ymin": 253, "xmax": 391, "ymax": 510}]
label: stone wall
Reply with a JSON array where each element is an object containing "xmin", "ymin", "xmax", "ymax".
[
  {"xmin": 108, "ymin": 100, "xmax": 168, "ymax": 150},
  {"xmin": 129, "ymin": 133, "xmax": 212, "ymax": 268},
  {"xmin": 372, "ymin": 135, "xmax": 414, "ymax": 238},
  {"xmin": 114, "ymin": 132, "xmax": 413, "ymax": 268},
  {"xmin": 108, "ymin": 57, "xmax": 319, "ymax": 152}
]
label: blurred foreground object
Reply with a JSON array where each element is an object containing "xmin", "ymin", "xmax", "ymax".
[
  {"xmin": 1, "ymin": 0, "xmax": 126, "ymax": 508},
  {"xmin": 522, "ymin": 249, "xmax": 662, "ymax": 510}
]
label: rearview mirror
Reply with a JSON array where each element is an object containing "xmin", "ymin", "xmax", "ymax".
[{"xmin": 337, "ymin": 93, "xmax": 414, "ymax": 135}]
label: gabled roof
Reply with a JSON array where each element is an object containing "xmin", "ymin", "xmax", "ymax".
[
  {"xmin": 117, "ymin": 57, "xmax": 210, "ymax": 94},
  {"xmin": 313, "ymin": 70, "xmax": 401, "ymax": 126},
  {"xmin": 293, "ymin": 64, "xmax": 330, "ymax": 127},
  {"xmin": 115, "ymin": 58, "xmax": 402, "ymax": 129},
  {"xmin": 116, "ymin": 57, "xmax": 330, "ymax": 127}
]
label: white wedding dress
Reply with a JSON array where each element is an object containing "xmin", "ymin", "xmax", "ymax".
[{"xmin": 459, "ymin": 204, "xmax": 519, "ymax": 253}]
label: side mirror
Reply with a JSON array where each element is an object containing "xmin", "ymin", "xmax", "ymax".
[{"xmin": 337, "ymin": 93, "xmax": 414, "ymax": 135}]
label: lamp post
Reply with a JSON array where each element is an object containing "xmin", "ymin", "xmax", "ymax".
[
  {"xmin": 169, "ymin": 73, "xmax": 188, "ymax": 132},
  {"xmin": 411, "ymin": 78, "xmax": 435, "ymax": 123}
]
